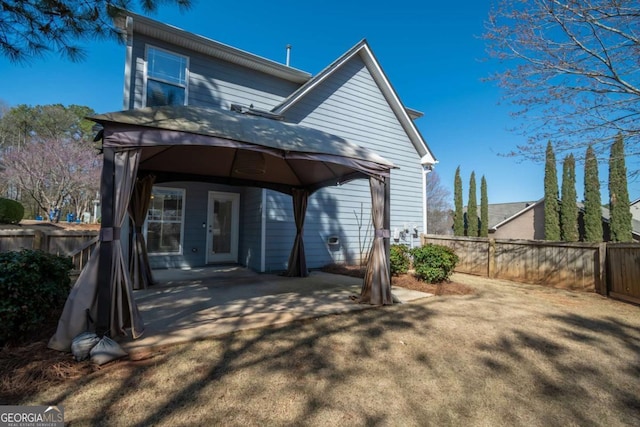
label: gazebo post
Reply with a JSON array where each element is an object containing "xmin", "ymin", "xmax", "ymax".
[
  {"xmin": 96, "ymin": 147, "xmax": 115, "ymax": 336},
  {"xmin": 384, "ymin": 175, "xmax": 391, "ymax": 288}
]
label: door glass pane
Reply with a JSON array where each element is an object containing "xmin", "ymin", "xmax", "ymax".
[
  {"xmin": 212, "ymin": 200, "xmax": 232, "ymax": 254},
  {"xmin": 146, "ymin": 187, "xmax": 184, "ymax": 254}
]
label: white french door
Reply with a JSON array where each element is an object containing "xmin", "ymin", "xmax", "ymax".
[{"xmin": 206, "ymin": 191, "xmax": 240, "ymax": 263}]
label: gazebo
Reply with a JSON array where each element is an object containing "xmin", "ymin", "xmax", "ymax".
[{"xmin": 49, "ymin": 105, "xmax": 396, "ymax": 351}]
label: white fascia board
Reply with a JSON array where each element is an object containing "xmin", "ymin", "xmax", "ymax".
[
  {"xmin": 421, "ymin": 155, "xmax": 437, "ymax": 166},
  {"xmin": 122, "ymin": 15, "xmax": 134, "ymax": 110},
  {"xmin": 359, "ymin": 43, "xmax": 436, "ymax": 164}
]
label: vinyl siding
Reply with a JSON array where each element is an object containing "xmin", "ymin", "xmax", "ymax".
[
  {"xmin": 266, "ymin": 55, "xmax": 424, "ymax": 270},
  {"xmin": 147, "ymin": 181, "xmax": 245, "ymax": 269},
  {"xmin": 127, "ymin": 34, "xmax": 300, "ymax": 111},
  {"xmin": 240, "ymin": 187, "xmax": 263, "ymax": 271},
  {"xmin": 264, "ymin": 191, "xmax": 296, "ymax": 272}
]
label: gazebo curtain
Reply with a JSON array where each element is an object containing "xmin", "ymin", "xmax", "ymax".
[
  {"xmin": 360, "ymin": 176, "xmax": 393, "ymax": 305},
  {"xmin": 285, "ymin": 189, "xmax": 309, "ymax": 277},
  {"xmin": 107, "ymin": 148, "xmax": 145, "ymax": 339},
  {"xmin": 128, "ymin": 175, "xmax": 156, "ymax": 290},
  {"xmin": 48, "ymin": 148, "xmax": 145, "ymax": 351}
]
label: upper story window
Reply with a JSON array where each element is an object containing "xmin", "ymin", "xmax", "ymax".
[{"xmin": 145, "ymin": 46, "xmax": 188, "ymax": 107}]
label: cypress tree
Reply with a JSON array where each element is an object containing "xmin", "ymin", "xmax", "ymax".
[
  {"xmin": 560, "ymin": 154, "xmax": 578, "ymax": 241},
  {"xmin": 544, "ymin": 141, "xmax": 561, "ymax": 240},
  {"xmin": 609, "ymin": 135, "xmax": 633, "ymax": 242},
  {"xmin": 480, "ymin": 175, "xmax": 489, "ymax": 237},
  {"xmin": 453, "ymin": 166, "xmax": 464, "ymax": 236},
  {"xmin": 467, "ymin": 172, "xmax": 478, "ymax": 237},
  {"xmin": 583, "ymin": 145, "xmax": 603, "ymax": 242}
]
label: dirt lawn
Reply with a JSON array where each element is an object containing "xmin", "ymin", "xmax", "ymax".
[{"xmin": 10, "ymin": 273, "xmax": 640, "ymax": 426}]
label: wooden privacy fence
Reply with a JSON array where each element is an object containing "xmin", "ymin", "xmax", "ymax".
[
  {"xmin": 0, "ymin": 229, "xmax": 99, "ymax": 272},
  {"xmin": 607, "ymin": 244, "xmax": 640, "ymax": 305},
  {"xmin": 421, "ymin": 235, "xmax": 640, "ymax": 304}
]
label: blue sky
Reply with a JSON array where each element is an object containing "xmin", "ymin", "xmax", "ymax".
[{"xmin": 1, "ymin": 0, "xmax": 637, "ymax": 204}]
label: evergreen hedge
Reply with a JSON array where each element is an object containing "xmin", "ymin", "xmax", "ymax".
[
  {"xmin": 0, "ymin": 250, "xmax": 72, "ymax": 345},
  {"xmin": 0, "ymin": 198, "xmax": 24, "ymax": 224},
  {"xmin": 411, "ymin": 244, "xmax": 459, "ymax": 283}
]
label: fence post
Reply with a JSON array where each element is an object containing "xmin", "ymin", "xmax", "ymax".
[
  {"xmin": 597, "ymin": 242, "xmax": 608, "ymax": 296},
  {"xmin": 32, "ymin": 230, "xmax": 49, "ymax": 252},
  {"xmin": 488, "ymin": 238, "xmax": 496, "ymax": 278}
]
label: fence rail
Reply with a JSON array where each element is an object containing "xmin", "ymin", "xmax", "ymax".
[
  {"xmin": 0, "ymin": 229, "xmax": 99, "ymax": 272},
  {"xmin": 421, "ymin": 234, "xmax": 639, "ymax": 303}
]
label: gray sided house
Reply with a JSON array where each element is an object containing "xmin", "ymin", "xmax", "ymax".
[
  {"xmin": 118, "ymin": 12, "xmax": 436, "ymax": 272},
  {"xmin": 487, "ymin": 199, "xmax": 640, "ymax": 242},
  {"xmin": 48, "ymin": 10, "xmax": 437, "ymax": 350}
]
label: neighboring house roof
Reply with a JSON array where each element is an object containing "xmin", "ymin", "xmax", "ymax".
[
  {"xmin": 587, "ymin": 203, "xmax": 640, "ymax": 240},
  {"xmin": 271, "ymin": 39, "xmax": 437, "ymax": 166},
  {"xmin": 488, "ymin": 200, "xmax": 541, "ymax": 231},
  {"xmin": 488, "ymin": 198, "xmax": 640, "ymax": 240},
  {"xmin": 631, "ymin": 198, "xmax": 640, "ymax": 221}
]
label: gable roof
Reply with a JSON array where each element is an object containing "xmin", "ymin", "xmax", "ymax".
[
  {"xmin": 114, "ymin": 10, "xmax": 311, "ymax": 84},
  {"xmin": 488, "ymin": 200, "xmax": 542, "ymax": 230},
  {"xmin": 271, "ymin": 39, "xmax": 437, "ymax": 165},
  {"xmin": 114, "ymin": 11, "xmax": 436, "ymax": 166}
]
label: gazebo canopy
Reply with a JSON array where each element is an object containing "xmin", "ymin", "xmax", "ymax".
[
  {"xmin": 49, "ymin": 105, "xmax": 396, "ymax": 353},
  {"xmin": 92, "ymin": 105, "xmax": 396, "ymax": 194}
]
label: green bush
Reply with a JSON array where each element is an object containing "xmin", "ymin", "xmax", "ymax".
[
  {"xmin": 411, "ymin": 244, "xmax": 459, "ymax": 283},
  {"xmin": 390, "ymin": 244, "xmax": 411, "ymax": 276},
  {"xmin": 0, "ymin": 198, "xmax": 24, "ymax": 224},
  {"xmin": 0, "ymin": 250, "xmax": 73, "ymax": 345}
]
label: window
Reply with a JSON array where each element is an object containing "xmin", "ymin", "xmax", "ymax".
[
  {"xmin": 146, "ymin": 187, "xmax": 185, "ymax": 254},
  {"xmin": 145, "ymin": 47, "xmax": 188, "ymax": 107}
]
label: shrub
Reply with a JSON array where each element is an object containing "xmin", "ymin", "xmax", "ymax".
[
  {"xmin": 0, "ymin": 250, "xmax": 73, "ymax": 345},
  {"xmin": 390, "ymin": 244, "xmax": 411, "ymax": 276},
  {"xmin": 411, "ymin": 244, "xmax": 459, "ymax": 283},
  {"xmin": 0, "ymin": 198, "xmax": 24, "ymax": 224}
]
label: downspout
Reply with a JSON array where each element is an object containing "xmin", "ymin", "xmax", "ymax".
[{"xmin": 421, "ymin": 155, "xmax": 435, "ymax": 236}]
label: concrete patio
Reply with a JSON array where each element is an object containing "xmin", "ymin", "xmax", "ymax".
[{"xmin": 121, "ymin": 266, "xmax": 431, "ymax": 358}]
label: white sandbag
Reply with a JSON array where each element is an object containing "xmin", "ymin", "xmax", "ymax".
[
  {"xmin": 89, "ymin": 336, "xmax": 128, "ymax": 365},
  {"xmin": 71, "ymin": 331, "xmax": 100, "ymax": 362}
]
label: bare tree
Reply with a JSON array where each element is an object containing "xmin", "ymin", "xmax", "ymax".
[
  {"xmin": 485, "ymin": 0, "xmax": 640, "ymax": 171},
  {"xmin": 427, "ymin": 170, "xmax": 453, "ymax": 235},
  {"xmin": 0, "ymin": 103, "xmax": 101, "ymax": 218},
  {"xmin": 0, "ymin": 0, "xmax": 191, "ymax": 63},
  {"xmin": 0, "ymin": 139, "xmax": 101, "ymax": 221}
]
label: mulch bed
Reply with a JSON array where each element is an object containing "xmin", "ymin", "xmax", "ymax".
[
  {"xmin": 320, "ymin": 264, "xmax": 475, "ymax": 296},
  {"xmin": 0, "ymin": 320, "xmax": 97, "ymax": 404},
  {"xmin": 0, "ymin": 341, "xmax": 96, "ymax": 404}
]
